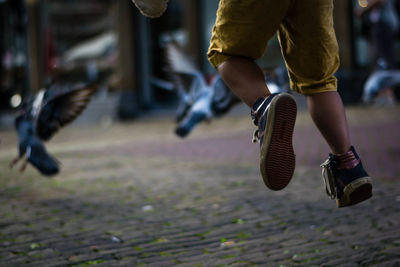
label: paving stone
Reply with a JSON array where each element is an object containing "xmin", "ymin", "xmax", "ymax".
[{"xmin": 0, "ymin": 106, "xmax": 399, "ymax": 266}]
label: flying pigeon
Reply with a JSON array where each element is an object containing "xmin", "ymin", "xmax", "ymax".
[
  {"xmin": 164, "ymin": 41, "xmax": 240, "ymax": 137},
  {"xmin": 9, "ymin": 82, "xmax": 98, "ymax": 176},
  {"xmin": 174, "ymin": 73, "xmax": 242, "ymax": 137},
  {"xmin": 164, "ymin": 41, "xmax": 201, "ymax": 122}
]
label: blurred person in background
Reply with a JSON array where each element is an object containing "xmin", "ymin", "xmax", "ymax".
[
  {"xmin": 355, "ymin": 0, "xmax": 399, "ymax": 70},
  {"xmin": 356, "ymin": 0, "xmax": 400, "ymax": 105}
]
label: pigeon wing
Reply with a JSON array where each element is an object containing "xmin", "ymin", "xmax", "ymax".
[
  {"xmin": 164, "ymin": 41, "xmax": 198, "ymax": 121},
  {"xmin": 210, "ymin": 75, "xmax": 240, "ymax": 117},
  {"xmin": 165, "ymin": 41, "xmax": 198, "ymax": 75},
  {"xmin": 36, "ymin": 83, "xmax": 98, "ymax": 141}
]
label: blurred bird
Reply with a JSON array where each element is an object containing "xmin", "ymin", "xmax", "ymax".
[
  {"xmin": 174, "ymin": 74, "xmax": 242, "ymax": 137},
  {"xmin": 164, "ymin": 41, "xmax": 240, "ymax": 137},
  {"xmin": 174, "ymin": 75, "xmax": 213, "ymax": 138},
  {"xmin": 362, "ymin": 70, "xmax": 400, "ymax": 104},
  {"xmin": 9, "ymin": 82, "xmax": 98, "ymax": 176},
  {"xmin": 164, "ymin": 41, "xmax": 201, "ymax": 122}
]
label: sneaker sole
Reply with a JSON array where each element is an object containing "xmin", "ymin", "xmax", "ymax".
[
  {"xmin": 337, "ymin": 177, "xmax": 372, "ymax": 208},
  {"xmin": 260, "ymin": 93, "xmax": 297, "ymax": 190}
]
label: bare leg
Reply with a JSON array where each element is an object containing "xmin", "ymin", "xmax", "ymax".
[
  {"xmin": 19, "ymin": 159, "xmax": 28, "ymax": 173},
  {"xmin": 307, "ymin": 91, "xmax": 351, "ymax": 154},
  {"xmin": 9, "ymin": 156, "xmax": 20, "ymax": 169},
  {"xmin": 217, "ymin": 56, "xmax": 271, "ymax": 107}
]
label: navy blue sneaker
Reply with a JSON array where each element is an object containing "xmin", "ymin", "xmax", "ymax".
[
  {"xmin": 251, "ymin": 93, "xmax": 297, "ymax": 190},
  {"xmin": 321, "ymin": 146, "xmax": 372, "ymax": 208}
]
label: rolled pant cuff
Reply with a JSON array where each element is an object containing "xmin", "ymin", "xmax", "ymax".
[{"xmin": 208, "ymin": 51, "xmax": 232, "ymax": 69}]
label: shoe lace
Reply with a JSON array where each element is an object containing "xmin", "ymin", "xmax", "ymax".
[
  {"xmin": 320, "ymin": 156, "xmax": 337, "ymax": 200},
  {"xmin": 252, "ymin": 128, "xmax": 260, "ymax": 143}
]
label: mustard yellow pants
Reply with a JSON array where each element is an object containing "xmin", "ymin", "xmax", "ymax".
[{"xmin": 207, "ymin": 0, "xmax": 340, "ymax": 95}]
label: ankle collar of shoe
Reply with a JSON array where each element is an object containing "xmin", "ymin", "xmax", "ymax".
[{"xmin": 332, "ymin": 146, "xmax": 360, "ymax": 170}]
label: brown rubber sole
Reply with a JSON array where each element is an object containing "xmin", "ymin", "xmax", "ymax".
[
  {"xmin": 260, "ymin": 93, "xmax": 297, "ymax": 190},
  {"xmin": 337, "ymin": 177, "xmax": 372, "ymax": 208}
]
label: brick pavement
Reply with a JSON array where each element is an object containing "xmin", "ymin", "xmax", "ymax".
[{"xmin": 0, "ymin": 106, "xmax": 399, "ymax": 266}]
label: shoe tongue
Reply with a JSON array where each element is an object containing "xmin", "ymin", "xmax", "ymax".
[
  {"xmin": 335, "ymin": 149, "xmax": 360, "ymax": 169},
  {"xmin": 251, "ymin": 97, "xmax": 266, "ymax": 126},
  {"xmin": 251, "ymin": 94, "xmax": 277, "ymax": 125},
  {"xmin": 252, "ymin": 97, "xmax": 267, "ymax": 111}
]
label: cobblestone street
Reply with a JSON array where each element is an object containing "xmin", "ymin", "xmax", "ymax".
[{"xmin": 0, "ymin": 105, "xmax": 400, "ymax": 266}]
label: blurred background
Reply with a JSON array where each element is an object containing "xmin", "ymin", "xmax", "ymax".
[
  {"xmin": 1, "ymin": 1, "xmax": 400, "ymax": 266},
  {"xmin": 1, "ymin": 0, "xmax": 399, "ymax": 127}
]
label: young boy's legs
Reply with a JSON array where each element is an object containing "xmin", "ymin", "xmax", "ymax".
[
  {"xmin": 208, "ymin": 0, "xmax": 372, "ymax": 207},
  {"xmin": 218, "ymin": 58, "xmax": 352, "ymax": 155}
]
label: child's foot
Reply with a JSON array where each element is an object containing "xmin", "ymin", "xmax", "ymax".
[
  {"xmin": 321, "ymin": 146, "xmax": 372, "ymax": 208},
  {"xmin": 251, "ymin": 93, "xmax": 297, "ymax": 190}
]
